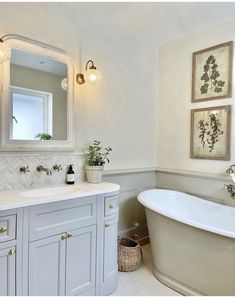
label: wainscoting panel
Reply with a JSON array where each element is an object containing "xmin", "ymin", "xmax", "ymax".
[
  {"xmin": 156, "ymin": 170, "xmax": 235, "ymax": 208},
  {"xmin": 103, "ymin": 171, "xmax": 156, "ymax": 237}
]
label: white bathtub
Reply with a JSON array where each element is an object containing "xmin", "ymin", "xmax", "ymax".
[{"xmin": 138, "ymin": 189, "xmax": 235, "ymax": 296}]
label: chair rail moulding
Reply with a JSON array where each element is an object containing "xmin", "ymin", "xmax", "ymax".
[{"xmin": 0, "ymin": 34, "xmax": 75, "ymax": 151}]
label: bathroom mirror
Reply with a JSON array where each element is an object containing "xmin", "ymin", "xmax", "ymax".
[{"xmin": 0, "ymin": 35, "xmax": 75, "ymax": 151}]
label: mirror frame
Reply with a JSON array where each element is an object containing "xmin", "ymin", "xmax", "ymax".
[{"xmin": 0, "ymin": 35, "xmax": 75, "ymax": 151}]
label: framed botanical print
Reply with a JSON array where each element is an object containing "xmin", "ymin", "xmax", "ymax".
[
  {"xmin": 192, "ymin": 41, "xmax": 233, "ymax": 102},
  {"xmin": 190, "ymin": 105, "xmax": 231, "ymax": 160}
]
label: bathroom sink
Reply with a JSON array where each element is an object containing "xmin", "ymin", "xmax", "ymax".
[{"xmin": 20, "ymin": 186, "xmax": 81, "ymax": 198}]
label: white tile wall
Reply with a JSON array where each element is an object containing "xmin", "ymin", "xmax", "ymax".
[{"xmin": 0, "ymin": 152, "xmax": 86, "ymax": 191}]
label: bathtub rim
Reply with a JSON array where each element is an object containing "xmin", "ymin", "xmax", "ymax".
[{"xmin": 138, "ymin": 189, "xmax": 235, "ymax": 239}]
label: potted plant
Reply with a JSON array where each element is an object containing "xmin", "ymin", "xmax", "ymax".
[
  {"xmin": 85, "ymin": 140, "xmax": 112, "ymax": 183},
  {"xmin": 35, "ymin": 133, "xmax": 52, "ymax": 140}
]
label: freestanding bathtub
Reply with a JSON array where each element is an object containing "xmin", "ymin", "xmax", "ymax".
[{"xmin": 138, "ymin": 189, "xmax": 235, "ymax": 296}]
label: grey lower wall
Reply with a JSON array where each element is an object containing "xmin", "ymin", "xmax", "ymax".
[
  {"xmin": 156, "ymin": 170, "xmax": 235, "ymax": 208},
  {"xmin": 103, "ymin": 171, "xmax": 156, "ymax": 237}
]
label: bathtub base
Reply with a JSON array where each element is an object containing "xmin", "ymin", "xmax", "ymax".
[
  {"xmin": 146, "ymin": 209, "xmax": 235, "ymax": 296},
  {"xmin": 153, "ymin": 268, "xmax": 202, "ymax": 296}
]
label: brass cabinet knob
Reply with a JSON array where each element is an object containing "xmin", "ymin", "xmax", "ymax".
[
  {"xmin": 105, "ymin": 223, "xmax": 110, "ymax": 228},
  {"xmin": 109, "ymin": 204, "xmax": 114, "ymax": 209},
  {"xmin": 0, "ymin": 227, "xmax": 7, "ymax": 233},
  {"xmin": 67, "ymin": 233, "xmax": 72, "ymax": 239},
  {"xmin": 61, "ymin": 234, "xmax": 67, "ymax": 240},
  {"xmin": 9, "ymin": 248, "xmax": 15, "ymax": 255}
]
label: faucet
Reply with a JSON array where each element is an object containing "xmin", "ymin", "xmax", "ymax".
[
  {"xmin": 37, "ymin": 165, "xmax": 52, "ymax": 176},
  {"xmin": 53, "ymin": 164, "xmax": 63, "ymax": 172},
  {"xmin": 223, "ymin": 184, "xmax": 235, "ymax": 199},
  {"xmin": 226, "ymin": 164, "xmax": 235, "ymax": 174},
  {"xmin": 19, "ymin": 166, "xmax": 30, "ymax": 174}
]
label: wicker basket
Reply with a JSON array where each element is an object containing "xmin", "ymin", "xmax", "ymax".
[{"xmin": 118, "ymin": 238, "xmax": 143, "ymax": 272}]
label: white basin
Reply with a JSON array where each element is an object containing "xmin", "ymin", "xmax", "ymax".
[{"xmin": 20, "ymin": 185, "xmax": 81, "ymax": 198}]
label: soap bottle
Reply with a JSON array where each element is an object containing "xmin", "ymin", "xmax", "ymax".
[{"xmin": 66, "ymin": 164, "xmax": 75, "ymax": 184}]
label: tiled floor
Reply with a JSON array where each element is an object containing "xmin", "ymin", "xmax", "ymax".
[{"xmin": 111, "ymin": 244, "xmax": 181, "ymax": 296}]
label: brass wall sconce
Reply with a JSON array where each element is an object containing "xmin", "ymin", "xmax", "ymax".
[{"xmin": 76, "ymin": 60, "xmax": 102, "ymax": 86}]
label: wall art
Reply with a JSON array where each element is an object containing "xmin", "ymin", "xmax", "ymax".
[
  {"xmin": 191, "ymin": 105, "xmax": 231, "ymax": 160},
  {"xmin": 192, "ymin": 41, "xmax": 233, "ymax": 102}
]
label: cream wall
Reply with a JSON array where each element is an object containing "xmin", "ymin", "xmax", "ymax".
[
  {"xmin": 0, "ymin": 3, "xmax": 157, "ymax": 235},
  {"xmin": 0, "ymin": 3, "xmax": 157, "ymax": 171},
  {"xmin": 157, "ymin": 20, "xmax": 235, "ymax": 174}
]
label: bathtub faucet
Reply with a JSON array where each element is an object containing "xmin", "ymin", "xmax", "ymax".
[
  {"xmin": 223, "ymin": 184, "xmax": 235, "ymax": 199},
  {"xmin": 226, "ymin": 164, "xmax": 235, "ymax": 174}
]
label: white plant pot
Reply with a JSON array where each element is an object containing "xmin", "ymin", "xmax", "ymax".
[{"xmin": 85, "ymin": 165, "xmax": 104, "ymax": 183}]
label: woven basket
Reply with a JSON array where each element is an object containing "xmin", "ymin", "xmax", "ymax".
[{"xmin": 118, "ymin": 238, "xmax": 143, "ymax": 272}]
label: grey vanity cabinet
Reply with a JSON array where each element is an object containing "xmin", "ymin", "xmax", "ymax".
[
  {"xmin": 65, "ymin": 225, "xmax": 96, "ymax": 295},
  {"xmin": 0, "ymin": 245, "xmax": 16, "ymax": 296},
  {"xmin": 28, "ymin": 225, "xmax": 96, "ymax": 296},
  {"xmin": 28, "ymin": 234, "xmax": 66, "ymax": 296},
  {"xmin": 0, "ymin": 186, "xmax": 119, "ymax": 296},
  {"xmin": 102, "ymin": 218, "xmax": 118, "ymax": 295},
  {"xmin": 100, "ymin": 195, "xmax": 119, "ymax": 296}
]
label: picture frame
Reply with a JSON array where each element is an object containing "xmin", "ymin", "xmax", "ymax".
[
  {"xmin": 190, "ymin": 105, "xmax": 231, "ymax": 160},
  {"xmin": 192, "ymin": 41, "xmax": 233, "ymax": 102}
]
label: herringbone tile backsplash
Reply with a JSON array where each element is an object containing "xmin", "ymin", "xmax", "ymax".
[{"xmin": 0, "ymin": 152, "xmax": 86, "ymax": 191}]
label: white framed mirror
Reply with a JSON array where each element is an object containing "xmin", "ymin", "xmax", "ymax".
[{"xmin": 0, "ymin": 35, "xmax": 75, "ymax": 151}]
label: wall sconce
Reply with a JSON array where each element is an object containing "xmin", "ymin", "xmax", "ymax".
[
  {"xmin": 61, "ymin": 78, "xmax": 68, "ymax": 91},
  {"xmin": 0, "ymin": 37, "xmax": 11, "ymax": 64},
  {"xmin": 76, "ymin": 60, "xmax": 102, "ymax": 86}
]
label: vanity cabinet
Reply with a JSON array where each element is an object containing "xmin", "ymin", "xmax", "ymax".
[
  {"xmin": 29, "ymin": 234, "xmax": 65, "ymax": 296},
  {"xmin": 102, "ymin": 218, "xmax": 118, "ymax": 295},
  {"xmin": 0, "ymin": 184, "xmax": 119, "ymax": 296},
  {"xmin": 0, "ymin": 245, "xmax": 16, "ymax": 296},
  {"xmin": 28, "ymin": 225, "xmax": 96, "ymax": 296}
]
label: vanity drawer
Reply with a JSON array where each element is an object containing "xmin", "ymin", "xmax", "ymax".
[
  {"xmin": 0, "ymin": 215, "xmax": 16, "ymax": 243},
  {"xmin": 104, "ymin": 196, "xmax": 118, "ymax": 217},
  {"xmin": 29, "ymin": 196, "xmax": 97, "ymax": 241}
]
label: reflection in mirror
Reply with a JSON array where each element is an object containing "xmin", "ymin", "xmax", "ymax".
[{"xmin": 10, "ymin": 49, "xmax": 68, "ymax": 141}]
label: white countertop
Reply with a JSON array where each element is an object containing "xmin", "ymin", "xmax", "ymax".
[{"xmin": 0, "ymin": 182, "xmax": 120, "ymax": 211}]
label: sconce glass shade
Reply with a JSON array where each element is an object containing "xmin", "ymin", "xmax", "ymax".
[
  {"xmin": 84, "ymin": 68, "xmax": 102, "ymax": 85},
  {"xmin": 61, "ymin": 77, "xmax": 68, "ymax": 91},
  {"xmin": 0, "ymin": 42, "xmax": 11, "ymax": 63}
]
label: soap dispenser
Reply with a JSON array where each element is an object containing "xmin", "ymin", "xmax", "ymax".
[{"xmin": 66, "ymin": 164, "xmax": 75, "ymax": 184}]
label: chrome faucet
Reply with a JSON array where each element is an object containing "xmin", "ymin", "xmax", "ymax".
[
  {"xmin": 19, "ymin": 166, "xmax": 30, "ymax": 174},
  {"xmin": 53, "ymin": 164, "xmax": 63, "ymax": 172},
  {"xmin": 37, "ymin": 165, "xmax": 52, "ymax": 176}
]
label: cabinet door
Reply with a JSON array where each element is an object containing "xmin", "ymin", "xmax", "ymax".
[
  {"xmin": 29, "ymin": 234, "xmax": 66, "ymax": 296},
  {"xmin": 66, "ymin": 225, "xmax": 96, "ymax": 296},
  {"xmin": 102, "ymin": 218, "xmax": 118, "ymax": 295},
  {"xmin": 0, "ymin": 246, "xmax": 16, "ymax": 296}
]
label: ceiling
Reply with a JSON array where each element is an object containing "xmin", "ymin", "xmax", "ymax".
[
  {"xmin": 11, "ymin": 48, "xmax": 67, "ymax": 76},
  {"xmin": 64, "ymin": 2, "xmax": 235, "ymax": 45}
]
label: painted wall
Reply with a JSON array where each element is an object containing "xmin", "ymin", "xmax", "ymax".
[
  {"xmin": 0, "ymin": 3, "xmax": 157, "ymax": 235},
  {"xmin": 0, "ymin": 3, "xmax": 157, "ymax": 171},
  {"xmin": 11, "ymin": 65, "xmax": 67, "ymax": 140},
  {"xmin": 157, "ymin": 20, "xmax": 235, "ymax": 174}
]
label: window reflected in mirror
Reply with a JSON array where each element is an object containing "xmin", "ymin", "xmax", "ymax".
[{"xmin": 10, "ymin": 49, "xmax": 68, "ymax": 141}]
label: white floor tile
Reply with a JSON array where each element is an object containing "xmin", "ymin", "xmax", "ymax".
[{"xmin": 111, "ymin": 244, "xmax": 181, "ymax": 296}]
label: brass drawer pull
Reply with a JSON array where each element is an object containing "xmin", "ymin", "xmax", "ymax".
[
  {"xmin": 105, "ymin": 223, "xmax": 110, "ymax": 228},
  {"xmin": 0, "ymin": 227, "xmax": 7, "ymax": 233},
  {"xmin": 109, "ymin": 204, "xmax": 114, "ymax": 209},
  {"xmin": 61, "ymin": 234, "xmax": 67, "ymax": 240},
  {"xmin": 9, "ymin": 248, "xmax": 15, "ymax": 255},
  {"xmin": 67, "ymin": 233, "xmax": 72, "ymax": 238}
]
